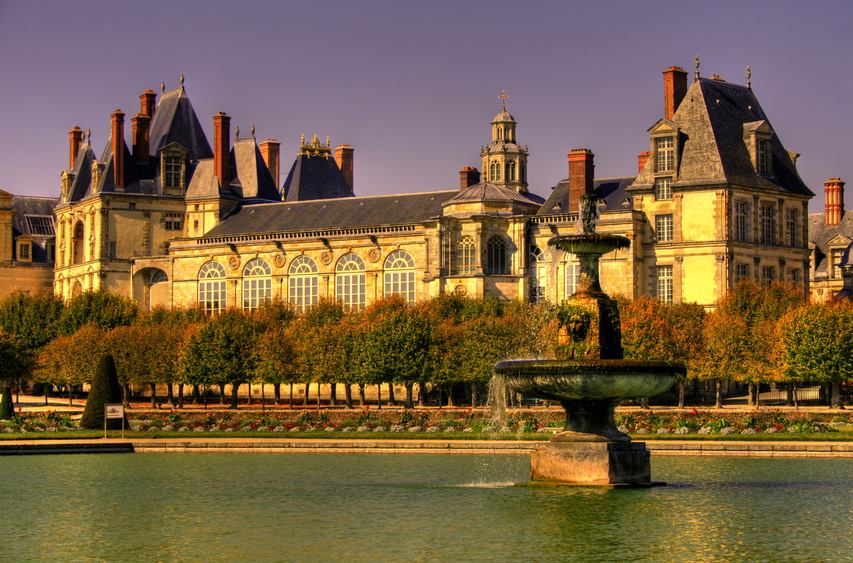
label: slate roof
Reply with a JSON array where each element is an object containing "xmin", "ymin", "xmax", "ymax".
[
  {"xmin": 204, "ymin": 190, "xmax": 458, "ymax": 238},
  {"xmin": 11, "ymin": 195, "xmax": 58, "ymax": 264},
  {"xmin": 185, "ymin": 138, "xmax": 281, "ymax": 202},
  {"xmin": 148, "ymin": 88, "xmax": 213, "ymax": 159},
  {"xmin": 809, "ymin": 210, "xmax": 853, "ymax": 275},
  {"xmin": 538, "ymin": 177, "xmax": 634, "ymax": 216},
  {"xmin": 631, "ymin": 78, "xmax": 812, "ymax": 196},
  {"xmin": 448, "ymin": 182, "xmax": 544, "ymax": 206},
  {"xmin": 282, "ymin": 154, "xmax": 353, "ymax": 201}
]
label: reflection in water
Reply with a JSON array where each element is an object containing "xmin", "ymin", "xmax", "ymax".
[{"xmin": 1, "ymin": 454, "xmax": 851, "ymax": 561}]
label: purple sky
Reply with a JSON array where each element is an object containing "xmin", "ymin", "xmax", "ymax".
[{"xmin": 1, "ymin": 0, "xmax": 851, "ymax": 212}]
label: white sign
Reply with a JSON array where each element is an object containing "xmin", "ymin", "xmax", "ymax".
[{"xmin": 105, "ymin": 404, "xmax": 125, "ymax": 419}]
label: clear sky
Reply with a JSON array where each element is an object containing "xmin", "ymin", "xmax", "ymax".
[{"xmin": 1, "ymin": 0, "xmax": 851, "ymax": 212}]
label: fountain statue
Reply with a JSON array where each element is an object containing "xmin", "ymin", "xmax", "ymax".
[{"xmin": 494, "ymin": 194, "xmax": 684, "ymax": 486}]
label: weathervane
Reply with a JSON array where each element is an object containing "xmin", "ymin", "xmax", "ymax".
[
  {"xmin": 235, "ymin": 126, "xmax": 240, "ymax": 140},
  {"xmin": 160, "ymin": 81, "xmax": 165, "ymax": 94},
  {"xmin": 498, "ymin": 90, "xmax": 510, "ymax": 110},
  {"xmin": 694, "ymin": 55, "xmax": 700, "ymax": 81},
  {"xmin": 746, "ymin": 65, "xmax": 752, "ymax": 89},
  {"xmin": 251, "ymin": 124, "xmax": 256, "ymax": 139}
]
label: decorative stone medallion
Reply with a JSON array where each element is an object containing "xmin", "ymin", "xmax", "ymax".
[
  {"xmin": 274, "ymin": 254, "xmax": 286, "ymax": 268},
  {"xmin": 454, "ymin": 284, "xmax": 467, "ymax": 296},
  {"xmin": 368, "ymin": 248, "xmax": 382, "ymax": 263},
  {"xmin": 228, "ymin": 255, "xmax": 241, "ymax": 270},
  {"xmin": 320, "ymin": 251, "xmax": 333, "ymax": 265}
]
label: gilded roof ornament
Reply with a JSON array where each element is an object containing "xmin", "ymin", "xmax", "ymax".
[
  {"xmin": 298, "ymin": 132, "xmax": 332, "ymax": 158},
  {"xmin": 746, "ymin": 65, "xmax": 752, "ymax": 89},
  {"xmin": 499, "ymin": 90, "xmax": 510, "ymax": 110}
]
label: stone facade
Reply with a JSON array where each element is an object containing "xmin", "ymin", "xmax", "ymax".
[{"xmin": 0, "ymin": 189, "xmax": 56, "ymax": 299}]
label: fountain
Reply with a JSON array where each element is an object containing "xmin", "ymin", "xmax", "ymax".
[{"xmin": 494, "ymin": 195, "xmax": 684, "ymax": 486}]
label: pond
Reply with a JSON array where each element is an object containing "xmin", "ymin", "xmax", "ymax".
[{"xmin": 2, "ymin": 453, "xmax": 851, "ymax": 561}]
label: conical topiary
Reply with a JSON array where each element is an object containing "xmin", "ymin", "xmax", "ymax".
[
  {"xmin": 80, "ymin": 354, "xmax": 126, "ymax": 430},
  {"xmin": 0, "ymin": 385, "xmax": 13, "ymax": 420}
]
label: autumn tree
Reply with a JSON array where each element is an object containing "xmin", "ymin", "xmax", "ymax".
[
  {"xmin": 289, "ymin": 300, "xmax": 347, "ymax": 407},
  {"xmin": 58, "ymin": 290, "xmax": 138, "ymax": 336},
  {"xmin": 34, "ymin": 324, "xmax": 104, "ymax": 404}
]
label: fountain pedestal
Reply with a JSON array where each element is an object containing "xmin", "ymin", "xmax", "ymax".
[{"xmin": 531, "ymin": 441, "xmax": 652, "ymax": 485}]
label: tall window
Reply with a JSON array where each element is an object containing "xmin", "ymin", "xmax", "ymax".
[
  {"xmin": 336, "ymin": 253, "xmax": 366, "ymax": 310},
  {"xmin": 486, "ymin": 236, "xmax": 508, "ymax": 275},
  {"xmin": 528, "ymin": 245, "xmax": 547, "ymax": 304},
  {"xmin": 506, "ymin": 161, "xmax": 516, "ymax": 182},
  {"xmin": 565, "ymin": 256, "xmax": 581, "ymax": 297},
  {"xmin": 458, "ymin": 235, "xmax": 476, "ymax": 275},
  {"xmin": 654, "ymin": 177, "xmax": 672, "ymax": 200},
  {"xmin": 242, "ymin": 258, "xmax": 272, "ymax": 311},
  {"xmin": 288, "ymin": 255, "xmax": 318, "ymax": 312},
  {"xmin": 734, "ymin": 201, "xmax": 750, "ymax": 242},
  {"xmin": 164, "ymin": 155, "xmax": 182, "ymax": 188},
  {"xmin": 384, "ymin": 249, "xmax": 416, "ymax": 303},
  {"xmin": 786, "ymin": 208, "xmax": 798, "ymax": 247},
  {"xmin": 735, "ymin": 263, "xmax": 750, "ymax": 281},
  {"xmin": 756, "ymin": 139, "xmax": 771, "ymax": 175},
  {"xmin": 760, "ymin": 203, "xmax": 776, "ymax": 245},
  {"xmin": 762, "ymin": 266, "xmax": 776, "ymax": 284},
  {"xmin": 654, "ymin": 137, "xmax": 674, "ymax": 173},
  {"xmin": 789, "ymin": 268, "xmax": 801, "ymax": 283},
  {"xmin": 198, "ymin": 261, "xmax": 226, "ymax": 314},
  {"xmin": 489, "ymin": 161, "xmax": 501, "ymax": 182},
  {"xmin": 830, "ymin": 249, "xmax": 844, "ymax": 279},
  {"xmin": 655, "ymin": 214, "xmax": 674, "ymax": 242},
  {"xmin": 657, "ymin": 265, "xmax": 673, "ymax": 304}
]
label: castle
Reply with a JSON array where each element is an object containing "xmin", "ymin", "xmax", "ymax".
[{"xmin": 12, "ymin": 62, "xmax": 851, "ymax": 309}]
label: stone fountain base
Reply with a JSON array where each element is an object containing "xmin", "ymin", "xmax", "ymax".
[{"xmin": 530, "ymin": 440, "xmax": 655, "ymax": 486}]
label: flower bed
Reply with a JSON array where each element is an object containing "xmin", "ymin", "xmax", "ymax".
[{"xmin": 614, "ymin": 410, "xmax": 852, "ymax": 436}]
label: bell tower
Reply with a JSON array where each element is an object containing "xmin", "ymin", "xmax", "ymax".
[{"xmin": 480, "ymin": 91, "xmax": 529, "ymax": 193}]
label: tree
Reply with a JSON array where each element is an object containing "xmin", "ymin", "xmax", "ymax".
[
  {"xmin": 255, "ymin": 324, "xmax": 299, "ymax": 406},
  {"xmin": 181, "ymin": 310, "xmax": 260, "ymax": 408},
  {"xmin": 104, "ymin": 324, "xmax": 184, "ymax": 407},
  {"xmin": 289, "ymin": 300, "xmax": 346, "ymax": 407},
  {"xmin": 777, "ymin": 301, "xmax": 852, "ymax": 408},
  {"xmin": 0, "ymin": 331, "xmax": 31, "ymax": 418},
  {"xmin": 34, "ymin": 324, "xmax": 104, "ymax": 404},
  {"xmin": 58, "ymin": 290, "xmax": 138, "ymax": 336},
  {"xmin": 0, "ymin": 291, "xmax": 64, "ymax": 350},
  {"xmin": 80, "ymin": 354, "xmax": 126, "ymax": 430}
]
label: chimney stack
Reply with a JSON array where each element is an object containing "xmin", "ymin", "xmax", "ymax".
[
  {"xmin": 259, "ymin": 139, "xmax": 281, "ymax": 187},
  {"xmin": 637, "ymin": 151, "xmax": 651, "ymax": 174},
  {"xmin": 213, "ymin": 112, "xmax": 231, "ymax": 188},
  {"xmin": 458, "ymin": 166, "xmax": 481, "ymax": 190},
  {"xmin": 131, "ymin": 114, "xmax": 151, "ymax": 164},
  {"xmin": 568, "ymin": 148, "xmax": 595, "ymax": 213},
  {"xmin": 139, "ymin": 89, "xmax": 156, "ymax": 118},
  {"xmin": 111, "ymin": 109, "xmax": 125, "ymax": 190},
  {"xmin": 824, "ymin": 177, "xmax": 846, "ymax": 226},
  {"xmin": 663, "ymin": 66, "xmax": 688, "ymax": 120},
  {"xmin": 68, "ymin": 126, "xmax": 83, "ymax": 170},
  {"xmin": 334, "ymin": 144, "xmax": 354, "ymax": 194}
]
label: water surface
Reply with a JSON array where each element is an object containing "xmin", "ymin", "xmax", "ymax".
[{"xmin": 2, "ymin": 454, "xmax": 851, "ymax": 561}]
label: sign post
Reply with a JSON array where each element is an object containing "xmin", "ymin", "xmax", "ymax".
[{"xmin": 104, "ymin": 403, "xmax": 125, "ymax": 438}]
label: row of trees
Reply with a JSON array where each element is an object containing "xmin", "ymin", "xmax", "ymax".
[{"xmin": 0, "ymin": 282, "xmax": 850, "ymax": 410}]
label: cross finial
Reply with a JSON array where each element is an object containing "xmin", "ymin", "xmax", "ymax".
[
  {"xmin": 498, "ymin": 90, "xmax": 510, "ymax": 110},
  {"xmin": 746, "ymin": 65, "xmax": 752, "ymax": 89},
  {"xmin": 325, "ymin": 135, "xmax": 330, "ymax": 147},
  {"xmin": 694, "ymin": 55, "xmax": 701, "ymax": 81},
  {"xmin": 300, "ymin": 132, "xmax": 305, "ymax": 146}
]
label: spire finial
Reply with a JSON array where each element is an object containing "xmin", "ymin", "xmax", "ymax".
[
  {"xmin": 235, "ymin": 126, "xmax": 240, "ymax": 140},
  {"xmin": 325, "ymin": 135, "xmax": 330, "ymax": 147},
  {"xmin": 300, "ymin": 132, "xmax": 305, "ymax": 146},
  {"xmin": 746, "ymin": 65, "xmax": 752, "ymax": 89},
  {"xmin": 86, "ymin": 128, "xmax": 91, "ymax": 143},
  {"xmin": 160, "ymin": 81, "xmax": 165, "ymax": 94},
  {"xmin": 179, "ymin": 72, "xmax": 184, "ymax": 87},
  {"xmin": 251, "ymin": 124, "xmax": 255, "ymax": 139},
  {"xmin": 498, "ymin": 89, "xmax": 510, "ymax": 110},
  {"xmin": 694, "ymin": 55, "xmax": 701, "ymax": 81}
]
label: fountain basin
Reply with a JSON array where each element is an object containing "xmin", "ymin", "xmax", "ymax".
[{"xmin": 548, "ymin": 234, "xmax": 630, "ymax": 255}]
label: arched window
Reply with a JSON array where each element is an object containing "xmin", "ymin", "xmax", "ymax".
[
  {"xmin": 528, "ymin": 245, "xmax": 547, "ymax": 304},
  {"xmin": 486, "ymin": 236, "xmax": 508, "ymax": 275},
  {"xmin": 507, "ymin": 161, "xmax": 516, "ymax": 182},
  {"xmin": 242, "ymin": 258, "xmax": 272, "ymax": 311},
  {"xmin": 72, "ymin": 221, "xmax": 85, "ymax": 265},
  {"xmin": 384, "ymin": 249, "xmax": 416, "ymax": 303},
  {"xmin": 520, "ymin": 162, "xmax": 526, "ymax": 183},
  {"xmin": 335, "ymin": 253, "xmax": 366, "ymax": 310},
  {"xmin": 565, "ymin": 253, "xmax": 580, "ymax": 297},
  {"xmin": 198, "ymin": 261, "xmax": 226, "ymax": 314},
  {"xmin": 71, "ymin": 279, "xmax": 82, "ymax": 298},
  {"xmin": 458, "ymin": 235, "xmax": 476, "ymax": 275},
  {"xmin": 288, "ymin": 255, "xmax": 318, "ymax": 313}
]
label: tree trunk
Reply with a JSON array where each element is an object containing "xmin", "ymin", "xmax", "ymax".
[
  {"xmin": 359, "ymin": 384, "xmax": 366, "ymax": 406},
  {"xmin": 471, "ymin": 383, "xmax": 478, "ymax": 407},
  {"xmin": 192, "ymin": 384, "xmax": 201, "ymax": 404},
  {"xmin": 230, "ymin": 383, "xmax": 239, "ymax": 409},
  {"xmin": 202, "ymin": 385, "xmax": 207, "ymax": 409},
  {"xmin": 405, "ymin": 383, "xmax": 414, "ymax": 409},
  {"xmin": 715, "ymin": 380, "xmax": 723, "ymax": 409},
  {"xmin": 329, "ymin": 383, "xmax": 337, "ymax": 407},
  {"xmin": 289, "ymin": 383, "xmax": 294, "ymax": 409},
  {"xmin": 831, "ymin": 380, "xmax": 843, "ymax": 409},
  {"xmin": 447, "ymin": 386, "xmax": 454, "ymax": 407},
  {"xmin": 178, "ymin": 384, "xmax": 184, "ymax": 409},
  {"xmin": 377, "ymin": 384, "xmax": 382, "ymax": 409},
  {"xmin": 219, "ymin": 383, "xmax": 226, "ymax": 405},
  {"xmin": 640, "ymin": 398, "xmax": 649, "ymax": 409},
  {"xmin": 786, "ymin": 383, "xmax": 794, "ymax": 407},
  {"xmin": 150, "ymin": 383, "xmax": 157, "ymax": 408},
  {"xmin": 345, "ymin": 384, "xmax": 353, "ymax": 409},
  {"xmin": 247, "ymin": 383, "xmax": 252, "ymax": 406},
  {"xmin": 43, "ymin": 384, "xmax": 49, "ymax": 406},
  {"xmin": 755, "ymin": 384, "xmax": 760, "ymax": 409},
  {"xmin": 303, "ymin": 382, "xmax": 310, "ymax": 406},
  {"xmin": 122, "ymin": 384, "xmax": 130, "ymax": 408},
  {"xmin": 747, "ymin": 383, "xmax": 755, "ymax": 407},
  {"xmin": 274, "ymin": 384, "xmax": 281, "ymax": 405},
  {"xmin": 387, "ymin": 384, "xmax": 396, "ymax": 406},
  {"xmin": 417, "ymin": 383, "xmax": 426, "ymax": 407},
  {"xmin": 793, "ymin": 383, "xmax": 799, "ymax": 409},
  {"xmin": 677, "ymin": 381, "xmax": 685, "ymax": 409},
  {"xmin": 438, "ymin": 387, "xmax": 443, "ymax": 409},
  {"xmin": 68, "ymin": 385, "xmax": 73, "ymax": 406},
  {"xmin": 167, "ymin": 384, "xmax": 175, "ymax": 407},
  {"xmin": 316, "ymin": 383, "xmax": 321, "ymax": 410},
  {"xmin": 261, "ymin": 384, "xmax": 266, "ymax": 410}
]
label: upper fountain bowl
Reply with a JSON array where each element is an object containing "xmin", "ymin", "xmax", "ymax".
[{"xmin": 549, "ymin": 234, "xmax": 630, "ymax": 255}]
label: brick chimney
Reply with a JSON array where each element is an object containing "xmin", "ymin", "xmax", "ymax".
[
  {"xmin": 824, "ymin": 177, "xmax": 845, "ymax": 226},
  {"xmin": 139, "ymin": 89, "xmax": 156, "ymax": 118},
  {"xmin": 663, "ymin": 66, "xmax": 688, "ymax": 120},
  {"xmin": 259, "ymin": 139, "xmax": 281, "ymax": 187},
  {"xmin": 131, "ymin": 114, "xmax": 150, "ymax": 164},
  {"xmin": 637, "ymin": 151, "xmax": 651, "ymax": 174},
  {"xmin": 68, "ymin": 126, "xmax": 83, "ymax": 170},
  {"xmin": 111, "ymin": 109, "xmax": 125, "ymax": 190},
  {"xmin": 568, "ymin": 148, "xmax": 594, "ymax": 213},
  {"xmin": 334, "ymin": 144, "xmax": 354, "ymax": 193},
  {"xmin": 458, "ymin": 166, "xmax": 480, "ymax": 190},
  {"xmin": 213, "ymin": 112, "xmax": 231, "ymax": 188}
]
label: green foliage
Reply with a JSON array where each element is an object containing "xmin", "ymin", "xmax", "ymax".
[
  {"xmin": 0, "ymin": 291, "xmax": 64, "ymax": 350},
  {"xmin": 0, "ymin": 386, "xmax": 13, "ymax": 419},
  {"xmin": 778, "ymin": 301, "xmax": 853, "ymax": 383},
  {"xmin": 80, "ymin": 354, "xmax": 124, "ymax": 430},
  {"xmin": 621, "ymin": 297, "xmax": 705, "ymax": 376},
  {"xmin": 34, "ymin": 324, "xmax": 104, "ymax": 387},
  {"xmin": 58, "ymin": 290, "xmax": 138, "ymax": 336},
  {"xmin": 0, "ymin": 331, "xmax": 33, "ymax": 384},
  {"xmin": 104, "ymin": 323, "xmax": 184, "ymax": 386}
]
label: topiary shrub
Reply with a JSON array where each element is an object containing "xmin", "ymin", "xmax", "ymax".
[
  {"xmin": 0, "ymin": 385, "xmax": 13, "ymax": 419},
  {"xmin": 80, "ymin": 354, "xmax": 126, "ymax": 430}
]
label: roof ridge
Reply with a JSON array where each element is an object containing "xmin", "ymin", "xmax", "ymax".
[{"xmin": 249, "ymin": 189, "xmax": 459, "ymax": 208}]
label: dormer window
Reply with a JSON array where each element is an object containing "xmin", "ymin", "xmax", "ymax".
[
  {"xmin": 654, "ymin": 137, "xmax": 674, "ymax": 173},
  {"xmin": 757, "ymin": 139, "xmax": 771, "ymax": 175},
  {"xmin": 743, "ymin": 121, "xmax": 773, "ymax": 177},
  {"xmin": 17, "ymin": 240, "xmax": 31, "ymax": 262},
  {"xmin": 164, "ymin": 155, "xmax": 183, "ymax": 188}
]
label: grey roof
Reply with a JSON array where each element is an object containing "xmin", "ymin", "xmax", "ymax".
[
  {"xmin": 538, "ymin": 176, "xmax": 634, "ymax": 216},
  {"xmin": 809, "ymin": 210, "xmax": 853, "ymax": 275},
  {"xmin": 11, "ymin": 196, "xmax": 57, "ymax": 237},
  {"xmin": 631, "ymin": 78, "xmax": 812, "ymax": 196},
  {"xmin": 204, "ymin": 190, "xmax": 458, "ymax": 238},
  {"xmin": 148, "ymin": 88, "xmax": 213, "ymax": 159},
  {"xmin": 492, "ymin": 109, "xmax": 516, "ymax": 123},
  {"xmin": 229, "ymin": 139, "xmax": 280, "ymax": 201},
  {"xmin": 447, "ymin": 182, "xmax": 544, "ymax": 206},
  {"xmin": 67, "ymin": 144, "xmax": 96, "ymax": 202},
  {"xmin": 282, "ymin": 154, "xmax": 353, "ymax": 201}
]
